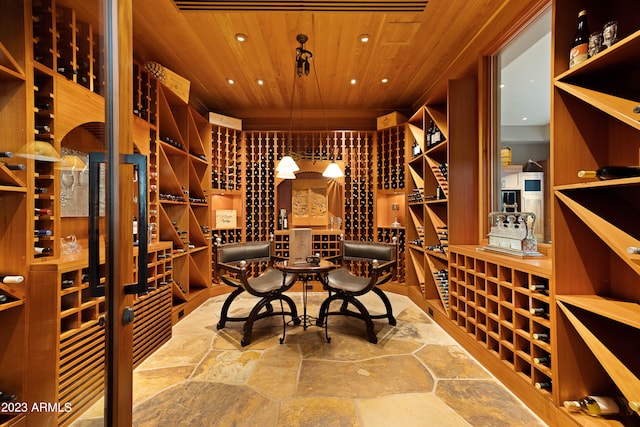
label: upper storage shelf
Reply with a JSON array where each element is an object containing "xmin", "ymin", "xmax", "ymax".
[{"xmin": 0, "ymin": 41, "xmax": 25, "ymax": 80}]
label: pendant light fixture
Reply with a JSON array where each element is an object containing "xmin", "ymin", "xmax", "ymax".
[
  {"xmin": 16, "ymin": 141, "xmax": 61, "ymax": 162},
  {"xmin": 322, "ymin": 160, "xmax": 343, "ymax": 178}
]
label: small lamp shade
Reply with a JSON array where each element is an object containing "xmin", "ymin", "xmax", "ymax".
[
  {"xmin": 322, "ymin": 161, "xmax": 343, "ymax": 178},
  {"xmin": 275, "ymin": 155, "xmax": 300, "ymax": 172},
  {"xmin": 276, "ymin": 169, "xmax": 297, "ymax": 179},
  {"xmin": 16, "ymin": 141, "xmax": 61, "ymax": 162},
  {"xmin": 60, "ymin": 155, "xmax": 87, "ymax": 171}
]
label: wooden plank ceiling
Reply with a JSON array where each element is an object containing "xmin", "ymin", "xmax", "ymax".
[{"xmin": 69, "ymin": 0, "xmax": 542, "ymax": 130}]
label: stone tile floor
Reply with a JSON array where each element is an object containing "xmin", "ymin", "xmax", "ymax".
[{"xmin": 74, "ymin": 291, "xmax": 548, "ymax": 426}]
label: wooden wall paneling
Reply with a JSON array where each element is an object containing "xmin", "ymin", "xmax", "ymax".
[{"xmin": 448, "ymin": 78, "xmax": 479, "ymax": 246}]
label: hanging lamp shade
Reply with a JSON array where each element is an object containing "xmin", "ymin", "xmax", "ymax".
[
  {"xmin": 322, "ymin": 161, "xmax": 343, "ymax": 178},
  {"xmin": 16, "ymin": 141, "xmax": 61, "ymax": 162},
  {"xmin": 60, "ymin": 154, "xmax": 87, "ymax": 171},
  {"xmin": 276, "ymin": 169, "xmax": 297, "ymax": 179},
  {"xmin": 275, "ymin": 155, "xmax": 300, "ymax": 173}
]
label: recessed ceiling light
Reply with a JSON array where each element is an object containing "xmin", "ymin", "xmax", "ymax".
[
  {"xmin": 522, "ymin": 117, "xmax": 528, "ymax": 121},
  {"xmin": 499, "ymin": 84, "xmax": 505, "ymax": 88},
  {"xmin": 256, "ymin": 79, "xmax": 264, "ymax": 85},
  {"xmin": 359, "ymin": 34, "xmax": 370, "ymax": 43},
  {"xmin": 350, "ymin": 79, "xmax": 357, "ymax": 85},
  {"xmin": 227, "ymin": 78, "xmax": 235, "ymax": 84},
  {"xmin": 235, "ymin": 33, "xmax": 247, "ymax": 42},
  {"xmin": 381, "ymin": 78, "xmax": 388, "ymax": 83}
]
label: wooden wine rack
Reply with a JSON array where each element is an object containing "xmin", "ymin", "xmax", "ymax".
[
  {"xmin": 377, "ymin": 125, "xmax": 405, "ymax": 191},
  {"xmin": 155, "ymin": 84, "xmax": 212, "ymax": 322},
  {"xmin": 32, "ymin": 65, "xmax": 57, "ymax": 260},
  {"xmin": 26, "ymin": 242, "xmax": 173, "ymax": 426},
  {"xmin": 33, "ymin": 0, "xmax": 102, "ymax": 95},
  {"xmin": 0, "ymin": 2, "xmax": 29, "ymax": 425},
  {"xmin": 377, "ymin": 226, "xmax": 406, "ymax": 282},
  {"xmin": 449, "ymin": 246, "xmax": 553, "ymax": 396},
  {"xmin": 133, "ymin": 61, "xmax": 157, "ymax": 126},
  {"xmin": 273, "ymin": 230, "xmax": 342, "ymax": 260},
  {"xmin": 550, "ymin": 0, "xmax": 640, "ymax": 420},
  {"xmin": 403, "ymin": 80, "xmax": 478, "ymax": 313}
]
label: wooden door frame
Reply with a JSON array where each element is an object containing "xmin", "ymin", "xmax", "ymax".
[{"xmin": 104, "ymin": 0, "xmax": 135, "ymax": 425}]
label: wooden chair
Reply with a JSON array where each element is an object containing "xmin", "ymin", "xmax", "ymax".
[
  {"xmin": 316, "ymin": 239, "xmax": 397, "ymax": 343},
  {"xmin": 215, "ymin": 239, "xmax": 299, "ymax": 346}
]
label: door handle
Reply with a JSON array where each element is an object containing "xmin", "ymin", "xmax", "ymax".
[{"xmin": 88, "ymin": 152, "xmax": 149, "ymax": 297}]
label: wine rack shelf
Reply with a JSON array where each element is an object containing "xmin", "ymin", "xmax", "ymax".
[
  {"xmin": 404, "ymin": 103, "xmax": 452, "ymax": 308},
  {"xmin": 153, "ymin": 83, "xmax": 212, "ymax": 321},
  {"xmin": 0, "ymin": 3, "xmax": 29, "ymax": 424},
  {"xmin": 377, "ymin": 226, "xmax": 406, "ymax": 282},
  {"xmin": 273, "ymin": 229, "xmax": 343, "ymax": 260},
  {"xmin": 33, "ymin": 0, "xmax": 102, "ymax": 95},
  {"xmin": 551, "ymin": 0, "xmax": 640, "ymax": 420},
  {"xmin": 26, "ymin": 242, "xmax": 173, "ymax": 426},
  {"xmin": 449, "ymin": 246, "xmax": 553, "ymax": 396}
]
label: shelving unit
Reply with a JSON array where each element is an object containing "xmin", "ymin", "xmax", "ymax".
[
  {"xmin": 449, "ymin": 246, "xmax": 553, "ymax": 397},
  {"xmin": 403, "ymin": 79, "xmax": 478, "ymax": 313},
  {"xmin": 551, "ymin": 0, "xmax": 640, "ymax": 421},
  {"xmin": 26, "ymin": 242, "xmax": 173, "ymax": 426},
  {"xmin": 156, "ymin": 84, "xmax": 212, "ymax": 323},
  {"xmin": 375, "ymin": 124, "xmax": 406, "ymax": 283},
  {"xmin": 0, "ymin": 2, "xmax": 29, "ymax": 425}
]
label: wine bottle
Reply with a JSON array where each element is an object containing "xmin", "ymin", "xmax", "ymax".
[
  {"xmin": 2, "ymin": 162, "xmax": 26, "ymax": 171},
  {"xmin": 35, "ymin": 124, "xmax": 51, "ymax": 133},
  {"xmin": 563, "ymin": 395, "xmax": 634, "ymax": 417},
  {"xmin": 532, "ymin": 332, "xmax": 550, "ymax": 342},
  {"xmin": 0, "ymin": 151, "xmax": 13, "ymax": 157},
  {"xmin": 35, "ymin": 187, "xmax": 48, "ymax": 194},
  {"xmin": 34, "ymin": 246, "xmax": 52, "ymax": 255},
  {"xmin": 569, "ymin": 10, "xmax": 590, "ymax": 68},
  {"xmin": 133, "ymin": 216, "xmax": 138, "ymax": 244},
  {"xmin": 533, "ymin": 355, "xmax": 550, "ymax": 365},
  {"xmin": 529, "ymin": 283, "xmax": 548, "ymax": 292},
  {"xmin": 0, "ymin": 294, "xmax": 7, "ymax": 304},
  {"xmin": 627, "ymin": 247, "xmax": 640, "ymax": 254},
  {"xmin": 35, "ymin": 208, "xmax": 52, "ymax": 215},
  {"xmin": 412, "ymin": 138, "xmax": 421, "ymax": 157},
  {"xmin": 1, "ymin": 275, "xmax": 24, "ymax": 284},
  {"xmin": 34, "ymin": 229, "xmax": 52, "ymax": 236},
  {"xmin": 0, "ymin": 391, "xmax": 17, "ymax": 402},
  {"xmin": 535, "ymin": 381, "xmax": 551, "ymax": 390},
  {"xmin": 578, "ymin": 166, "xmax": 640, "ymax": 180},
  {"xmin": 530, "ymin": 307, "xmax": 548, "ymax": 317}
]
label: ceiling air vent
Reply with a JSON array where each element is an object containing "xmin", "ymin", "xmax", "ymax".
[{"xmin": 172, "ymin": 1, "xmax": 428, "ymax": 12}]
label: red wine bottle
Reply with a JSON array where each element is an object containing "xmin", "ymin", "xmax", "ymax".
[
  {"xmin": 578, "ymin": 166, "xmax": 640, "ymax": 180},
  {"xmin": 0, "ymin": 151, "xmax": 13, "ymax": 157},
  {"xmin": 35, "ymin": 208, "xmax": 52, "ymax": 215}
]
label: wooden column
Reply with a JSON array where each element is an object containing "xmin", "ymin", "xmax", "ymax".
[{"xmin": 104, "ymin": 0, "xmax": 134, "ymax": 425}]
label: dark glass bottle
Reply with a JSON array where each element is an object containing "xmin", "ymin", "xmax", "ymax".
[
  {"xmin": 578, "ymin": 166, "xmax": 640, "ymax": 180},
  {"xmin": 569, "ymin": 10, "xmax": 589, "ymax": 68}
]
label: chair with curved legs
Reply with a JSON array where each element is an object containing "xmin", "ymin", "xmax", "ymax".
[
  {"xmin": 215, "ymin": 239, "xmax": 300, "ymax": 346},
  {"xmin": 316, "ymin": 239, "xmax": 397, "ymax": 344}
]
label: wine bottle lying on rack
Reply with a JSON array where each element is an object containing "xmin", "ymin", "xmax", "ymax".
[
  {"xmin": 563, "ymin": 395, "xmax": 634, "ymax": 417},
  {"xmin": 1, "ymin": 275, "xmax": 24, "ymax": 284},
  {"xmin": 1, "ymin": 162, "xmax": 25, "ymax": 171},
  {"xmin": 34, "ymin": 246, "xmax": 52, "ymax": 255},
  {"xmin": 577, "ymin": 166, "xmax": 640, "ymax": 180}
]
